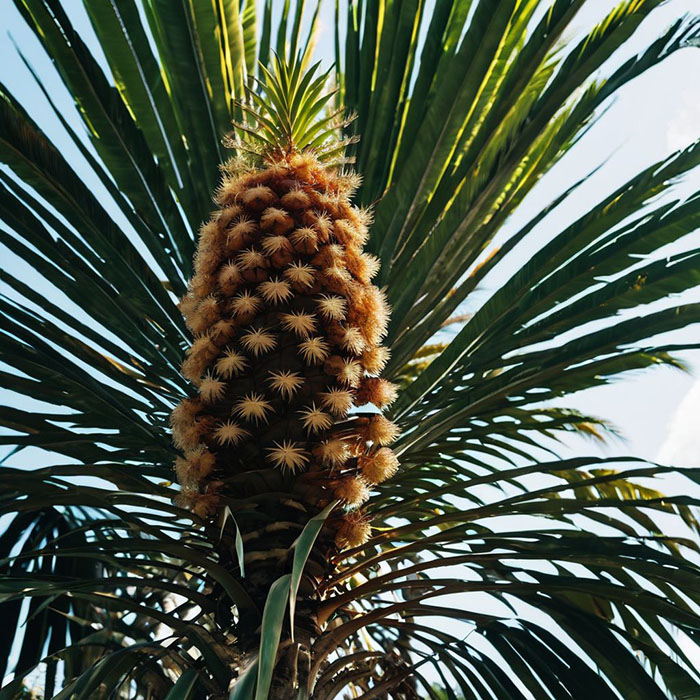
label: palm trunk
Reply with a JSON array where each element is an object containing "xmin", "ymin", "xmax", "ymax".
[{"xmin": 223, "ymin": 518, "xmax": 324, "ymax": 696}]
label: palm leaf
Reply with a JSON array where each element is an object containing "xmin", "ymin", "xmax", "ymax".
[{"xmin": 1, "ymin": 1, "xmax": 700, "ymax": 697}]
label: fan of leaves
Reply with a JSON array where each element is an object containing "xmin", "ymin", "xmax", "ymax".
[{"xmin": 1, "ymin": 0, "xmax": 700, "ymax": 698}]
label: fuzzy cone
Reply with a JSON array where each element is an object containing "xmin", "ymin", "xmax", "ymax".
[{"xmin": 172, "ymin": 149, "xmax": 400, "ymax": 547}]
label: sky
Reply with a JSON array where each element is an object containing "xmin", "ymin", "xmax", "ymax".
[{"xmin": 1, "ymin": 0, "xmax": 700, "ymax": 693}]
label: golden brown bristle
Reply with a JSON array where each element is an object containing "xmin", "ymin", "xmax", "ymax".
[
  {"xmin": 359, "ymin": 448, "xmax": 399, "ymax": 484},
  {"xmin": 335, "ymin": 514, "xmax": 372, "ymax": 548}
]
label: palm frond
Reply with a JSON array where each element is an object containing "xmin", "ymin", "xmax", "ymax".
[{"xmin": 1, "ymin": 1, "xmax": 700, "ymax": 698}]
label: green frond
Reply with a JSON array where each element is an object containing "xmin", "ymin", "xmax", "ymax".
[
  {"xmin": 2, "ymin": 0, "xmax": 700, "ymax": 697},
  {"xmin": 231, "ymin": 52, "xmax": 352, "ymax": 163}
]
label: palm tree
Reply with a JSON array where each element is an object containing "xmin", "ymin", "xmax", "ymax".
[{"xmin": 1, "ymin": 0, "xmax": 700, "ymax": 698}]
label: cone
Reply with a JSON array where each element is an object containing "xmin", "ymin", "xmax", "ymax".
[{"xmin": 171, "ymin": 54, "xmax": 401, "ymax": 549}]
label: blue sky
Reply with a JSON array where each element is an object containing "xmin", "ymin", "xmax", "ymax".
[{"xmin": 1, "ymin": 0, "xmax": 700, "ymax": 691}]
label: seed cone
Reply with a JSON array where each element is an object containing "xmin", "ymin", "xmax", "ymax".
[
  {"xmin": 171, "ymin": 149, "xmax": 400, "ymax": 548},
  {"xmin": 170, "ymin": 55, "xmax": 404, "ymax": 689}
]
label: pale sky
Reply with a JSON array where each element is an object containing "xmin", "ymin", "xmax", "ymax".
[{"xmin": 1, "ymin": 0, "xmax": 699, "ymax": 693}]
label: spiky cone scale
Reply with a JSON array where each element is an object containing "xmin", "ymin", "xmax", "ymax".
[{"xmin": 172, "ymin": 151, "xmax": 400, "ymax": 612}]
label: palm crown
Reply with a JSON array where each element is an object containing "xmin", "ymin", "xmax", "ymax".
[{"xmin": 2, "ymin": 1, "xmax": 700, "ymax": 699}]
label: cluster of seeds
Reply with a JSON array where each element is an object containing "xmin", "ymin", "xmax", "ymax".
[{"xmin": 171, "ymin": 152, "xmax": 400, "ymax": 547}]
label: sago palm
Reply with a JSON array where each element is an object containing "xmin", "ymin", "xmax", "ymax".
[{"xmin": 1, "ymin": 1, "xmax": 700, "ymax": 698}]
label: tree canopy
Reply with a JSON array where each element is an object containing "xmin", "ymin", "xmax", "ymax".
[{"xmin": 1, "ymin": 1, "xmax": 700, "ymax": 698}]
